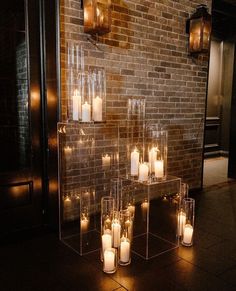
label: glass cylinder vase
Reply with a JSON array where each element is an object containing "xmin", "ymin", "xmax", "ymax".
[
  {"xmin": 177, "ymin": 183, "xmax": 189, "ymax": 238},
  {"xmin": 111, "ymin": 211, "xmax": 121, "ymax": 248},
  {"xmin": 110, "ymin": 178, "xmax": 123, "ymax": 211},
  {"xmin": 181, "ymin": 198, "xmax": 195, "ymax": 247},
  {"xmin": 66, "ymin": 42, "xmax": 84, "ymax": 122},
  {"xmin": 91, "ymin": 69, "xmax": 106, "ymax": 122},
  {"xmin": 101, "ymin": 196, "xmax": 114, "ymax": 260},
  {"xmin": 80, "ymin": 187, "xmax": 91, "ymax": 233},
  {"xmin": 81, "ymin": 72, "xmax": 92, "ymax": 122},
  {"xmin": 119, "ymin": 209, "xmax": 132, "ymax": 265},
  {"xmin": 148, "ymin": 129, "xmax": 168, "ymax": 181},
  {"xmin": 129, "ymin": 145, "xmax": 141, "ymax": 178}
]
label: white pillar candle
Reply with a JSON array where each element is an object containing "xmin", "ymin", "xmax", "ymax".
[
  {"xmin": 72, "ymin": 89, "xmax": 81, "ymax": 120},
  {"xmin": 102, "ymin": 154, "xmax": 111, "ymax": 169},
  {"xmin": 139, "ymin": 163, "xmax": 149, "ymax": 182},
  {"xmin": 120, "ymin": 239, "xmax": 130, "ymax": 263},
  {"xmin": 177, "ymin": 210, "xmax": 186, "ymax": 236},
  {"xmin": 112, "ymin": 220, "xmax": 121, "ymax": 248},
  {"xmin": 131, "ymin": 148, "xmax": 139, "ymax": 176},
  {"xmin": 149, "ymin": 147, "xmax": 157, "ymax": 172},
  {"xmin": 154, "ymin": 160, "xmax": 164, "ymax": 178},
  {"xmin": 183, "ymin": 224, "xmax": 193, "ymax": 245},
  {"xmin": 82, "ymin": 101, "xmax": 91, "ymax": 122},
  {"xmin": 93, "ymin": 96, "xmax": 103, "ymax": 121},
  {"xmin": 102, "ymin": 233, "xmax": 112, "ymax": 253},
  {"xmin": 104, "ymin": 249, "xmax": 115, "ymax": 272}
]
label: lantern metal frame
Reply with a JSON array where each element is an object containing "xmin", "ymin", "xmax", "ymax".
[{"xmin": 186, "ymin": 4, "xmax": 212, "ymax": 55}]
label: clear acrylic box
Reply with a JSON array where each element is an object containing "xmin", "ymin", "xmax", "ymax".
[
  {"xmin": 122, "ymin": 175, "xmax": 181, "ymax": 260},
  {"xmin": 58, "ymin": 122, "xmax": 119, "ymax": 255}
]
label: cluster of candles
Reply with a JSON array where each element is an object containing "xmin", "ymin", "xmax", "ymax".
[
  {"xmin": 71, "ymin": 69, "xmax": 105, "ymax": 123},
  {"xmin": 131, "ymin": 146, "xmax": 164, "ymax": 182},
  {"xmin": 72, "ymin": 88, "xmax": 103, "ymax": 122},
  {"xmin": 101, "ymin": 202, "xmax": 135, "ymax": 274}
]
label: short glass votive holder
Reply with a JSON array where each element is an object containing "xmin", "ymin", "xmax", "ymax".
[
  {"xmin": 103, "ymin": 248, "xmax": 117, "ymax": 274},
  {"xmin": 181, "ymin": 198, "xmax": 195, "ymax": 247}
]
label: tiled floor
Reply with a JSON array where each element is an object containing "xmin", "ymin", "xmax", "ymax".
[
  {"xmin": 1, "ymin": 182, "xmax": 236, "ymax": 290},
  {"xmin": 203, "ymin": 157, "xmax": 230, "ymax": 187}
]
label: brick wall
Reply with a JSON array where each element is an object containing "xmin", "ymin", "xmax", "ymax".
[{"xmin": 60, "ymin": 0, "xmax": 212, "ymax": 189}]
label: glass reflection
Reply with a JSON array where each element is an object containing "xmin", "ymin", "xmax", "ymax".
[{"xmin": 0, "ymin": 0, "xmax": 30, "ymax": 172}]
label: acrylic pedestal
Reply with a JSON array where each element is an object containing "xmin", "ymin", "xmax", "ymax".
[
  {"xmin": 58, "ymin": 122, "xmax": 119, "ymax": 255},
  {"xmin": 124, "ymin": 175, "xmax": 181, "ymax": 260}
]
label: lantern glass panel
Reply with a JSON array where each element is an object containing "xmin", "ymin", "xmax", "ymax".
[
  {"xmin": 189, "ymin": 18, "xmax": 202, "ymax": 53},
  {"xmin": 84, "ymin": 0, "xmax": 111, "ymax": 35},
  {"xmin": 203, "ymin": 20, "xmax": 211, "ymax": 50}
]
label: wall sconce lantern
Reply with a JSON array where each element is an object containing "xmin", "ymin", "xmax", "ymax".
[
  {"xmin": 187, "ymin": 4, "xmax": 212, "ymax": 54},
  {"xmin": 83, "ymin": 0, "xmax": 111, "ymax": 36}
]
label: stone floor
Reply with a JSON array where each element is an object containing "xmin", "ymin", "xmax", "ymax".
[{"xmin": 1, "ymin": 182, "xmax": 236, "ymax": 290}]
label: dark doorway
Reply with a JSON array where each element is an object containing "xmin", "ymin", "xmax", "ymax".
[
  {"xmin": 203, "ymin": 0, "xmax": 236, "ymax": 187},
  {"xmin": 0, "ymin": 0, "xmax": 59, "ymax": 238}
]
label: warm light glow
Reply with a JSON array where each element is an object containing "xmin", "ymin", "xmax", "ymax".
[
  {"xmin": 64, "ymin": 195, "xmax": 71, "ymax": 203},
  {"xmin": 183, "ymin": 224, "xmax": 193, "ymax": 245},
  {"xmin": 64, "ymin": 145, "xmax": 72, "ymax": 155},
  {"xmin": 141, "ymin": 200, "xmax": 149, "ymax": 209},
  {"xmin": 83, "ymin": 0, "xmax": 111, "ymax": 35},
  {"xmin": 81, "ymin": 215, "xmax": 89, "ymax": 232},
  {"xmin": 188, "ymin": 5, "xmax": 211, "ymax": 54},
  {"xmin": 127, "ymin": 204, "xmax": 135, "ymax": 216},
  {"xmin": 102, "ymin": 154, "xmax": 111, "ymax": 168}
]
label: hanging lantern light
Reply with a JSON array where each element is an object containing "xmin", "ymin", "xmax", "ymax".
[
  {"xmin": 187, "ymin": 4, "xmax": 212, "ymax": 54},
  {"xmin": 83, "ymin": 0, "xmax": 111, "ymax": 36}
]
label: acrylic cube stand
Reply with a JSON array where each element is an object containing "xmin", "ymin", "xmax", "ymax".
[
  {"xmin": 58, "ymin": 122, "xmax": 119, "ymax": 255},
  {"xmin": 123, "ymin": 175, "xmax": 181, "ymax": 260}
]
